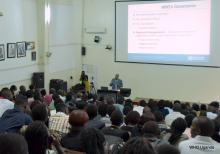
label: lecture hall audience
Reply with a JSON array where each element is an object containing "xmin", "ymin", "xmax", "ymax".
[{"xmin": 0, "ymin": 84, "xmax": 220, "ymax": 154}]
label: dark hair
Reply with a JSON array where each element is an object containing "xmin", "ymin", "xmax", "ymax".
[
  {"xmin": 142, "ymin": 121, "xmax": 160, "ymax": 136},
  {"xmin": 10, "ymin": 85, "xmax": 17, "ymax": 91},
  {"xmin": 55, "ymin": 102, "xmax": 67, "ymax": 113},
  {"xmin": 15, "ymin": 94, "xmax": 28, "ymax": 106},
  {"xmin": 200, "ymin": 104, "xmax": 207, "ymax": 111},
  {"xmin": 191, "ymin": 116, "xmax": 215, "ymax": 137},
  {"xmin": 154, "ymin": 111, "xmax": 164, "ymax": 122},
  {"xmin": 19, "ymin": 85, "xmax": 26, "ymax": 95},
  {"xmin": 173, "ymin": 103, "xmax": 182, "ymax": 112},
  {"xmin": 119, "ymin": 137, "xmax": 155, "ymax": 154},
  {"xmin": 192, "ymin": 103, "xmax": 200, "ymax": 111},
  {"xmin": 69, "ymin": 110, "xmax": 89, "ymax": 127},
  {"xmin": 29, "ymin": 84, "xmax": 34, "ymax": 90},
  {"xmin": 76, "ymin": 101, "xmax": 88, "ymax": 110},
  {"xmin": 139, "ymin": 100, "xmax": 147, "ymax": 107},
  {"xmin": 25, "ymin": 121, "xmax": 48, "ymax": 154},
  {"xmin": 54, "ymin": 98, "xmax": 64, "ymax": 109},
  {"xmin": 0, "ymin": 87, "xmax": 13, "ymax": 101},
  {"xmin": 31, "ymin": 104, "xmax": 48, "ymax": 122},
  {"xmin": 33, "ymin": 90, "xmax": 43, "ymax": 102},
  {"xmin": 107, "ymin": 105, "xmax": 116, "ymax": 116},
  {"xmin": 110, "ymin": 110, "xmax": 123, "ymax": 126},
  {"xmin": 123, "ymin": 106, "xmax": 133, "ymax": 116},
  {"xmin": 0, "ymin": 133, "xmax": 28, "ymax": 154},
  {"xmin": 209, "ymin": 101, "xmax": 220, "ymax": 109},
  {"xmin": 40, "ymin": 89, "xmax": 46, "ymax": 97},
  {"xmin": 98, "ymin": 103, "xmax": 108, "ymax": 117},
  {"xmin": 185, "ymin": 114, "xmax": 196, "ymax": 128},
  {"xmin": 80, "ymin": 128, "xmax": 105, "ymax": 154},
  {"xmin": 168, "ymin": 118, "xmax": 187, "ymax": 145},
  {"xmin": 86, "ymin": 104, "xmax": 98, "ymax": 120},
  {"xmin": 125, "ymin": 111, "xmax": 140, "ymax": 125},
  {"xmin": 157, "ymin": 144, "xmax": 180, "ymax": 154}
]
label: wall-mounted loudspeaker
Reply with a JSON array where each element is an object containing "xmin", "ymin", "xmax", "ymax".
[
  {"xmin": 32, "ymin": 72, "xmax": 44, "ymax": 89},
  {"xmin": 81, "ymin": 46, "xmax": 86, "ymax": 56}
]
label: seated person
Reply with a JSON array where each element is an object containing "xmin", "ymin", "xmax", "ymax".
[
  {"xmin": 85, "ymin": 104, "xmax": 105, "ymax": 129},
  {"xmin": 0, "ymin": 133, "xmax": 28, "ymax": 154},
  {"xmin": 109, "ymin": 74, "xmax": 123, "ymax": 90},
  {"xmin": 0, "ymin": 87, "xmax": 14, "ymax": 117},
  {"xmin": 163, "ymin": 118, "xmax": 188, "ymax": 147},
  {"xmin": 179, "ymin": 116, "xmax": 220, "ymax": 154},
  {"xmin": 0, "ymin": 94, "xmax": 32, "ymax": 133},
  {"xmin": 49, "ymin": 103, "xmax": 70, "ymax": 135},
  {"xmin": 102, "ymin": 110, "xmax": 129, "ymax": 142},
  {"xmin": 142, "ymin": 121, "xmax": 168, "ymax": 148},
  {"xmin": 61, "ymin": 110, "xmax": 89, "ymax": 151}
]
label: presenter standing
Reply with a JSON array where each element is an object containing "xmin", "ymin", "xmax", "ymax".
[{"xmin": 109, "ymin": 74, "xmax": 123, "ymax": 90}]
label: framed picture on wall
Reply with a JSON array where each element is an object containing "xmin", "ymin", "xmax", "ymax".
[
  {"xmin": 0, "ymin": 44, "xmax": 5, "ymax": 61},
  {"xmin": 17, "ymin": 42, "xmax": 26, "ymax": 58},
  {"xmin": 7, "ymin": 43, "xmax": 17, "ymax": 58}
]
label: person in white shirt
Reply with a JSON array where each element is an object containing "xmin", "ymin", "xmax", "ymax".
[
  {"xmin": 165, "ymin": 103, "xmax": 185, "ymax": 128},
  {"xmin": 0, "ymin": 88, "xmax": 14, "ymax": 117},
  {"xmin": 179, "ymin": 116, "xmax": 220, "ymax": 154}
]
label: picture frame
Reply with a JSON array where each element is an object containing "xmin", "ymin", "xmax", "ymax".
[
  {"xmin": 26, "ymin": 42, "xmax": 35, "ymax": 50},
  {"xmin": 0, "ymin": 44, "xmax": 5, "ymax": 61},
  {"xmin": 17, "ymin": 42, "xmax": 26, "ymax": 58},
  {"xmin": 7, "ymin": 43, "xmax": 17, "ymax": 58},
  {"xmin": 31, "ymin": 51, "xmax": 36, "ymax": 61}
]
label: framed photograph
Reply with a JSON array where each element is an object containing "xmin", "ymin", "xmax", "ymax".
[
  {"xmin": 7, "ymin": 43, "xmax": 17, "ymax": 58},
  {"xmin": 31, "ymin": 51, "xmax": 36, "ymax": 61},
  {"xmin": 17, "ymin": 42, "xmax": 26, "ymax": 58},
  {"xmin": 0, "ymin": 44, "xmax": 5, "ymax": 61},
  {"xmin": 26, "ymin": 42, "xmax": 35, "ymax": 50}
]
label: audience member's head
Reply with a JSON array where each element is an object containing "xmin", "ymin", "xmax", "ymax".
[
  {"xmin": 40, "ymin": 89, "xmax": 46, "ymax": 97},
  {"xmin": 192, "ymin": 103, "xmax": 200, "ymax": 112},
  {"xmin": 19, "ymin": 85, "xmax": 26, "ymax": 95},
  {"xmin": 55, "ymin": 102, "xmax": 67, "ymax": 114},
  {"xmin": 25, "ymin": 121, "xmax": 48, "ymax": 154},
  {"xmin": 200, "ymin": 104, "xmax": 207, "ymax": 111},
  {"xmin": 86, "ymin": 104, "xmax": 98, "ymax": 120},
  {"xmin": 49, "ymin": 88, "xmax": 56, "ymax": 95},
  {"xmin": 80, "ymin": 128, "xmax": 105, "ymax": 154},
  {"xmin": 208, "ymin": 101, "xmax": 219, "ymax": 113},
  {"xmin": 107, "ymin": 104, "xmax": 116, "ymax": 116},
  {"xmin": 0, "ymin": 87, "xmax": 13, "ymax": 101},
  {"xmin": 76, "ymin": 100, "xmax": 87, "ymax": 110},
  {"xmin": 168, "ymin": 118, "xmax": 187, "ymax": 145},
  {"xmin": 191, "ymin": 116, "xmax": 215, "ymax": 137},
  {"xmin": 123, "ymin": 105, "xmax": 133, "ymax": 116},
  {"xmin": 125, "ymin": 111, "xmax": 140, "ymax": 126},
  {"xmin": 98, "ymin": 103, "xmax": 108, "ymax": 117},
  {"xmin": 124, "ymin": 99, "xmax": 133, "ymax": 108},
  {"xmin": 15, "ymin": 94, "xmax": 28, "ymax": 110},
  {"xmin": 31, "ymin": 104, "xmax": 48, "ymax": 122},
  {"xmin": 119, "ymin": 137, "xmax": 155, "ymax": 154},
  {"xmin": 173, "ymin": 103, "xmax": 182, "ymax": 112},
  {"xmin": 185, "ymin": 114, "xmax": 196, "ymax": 128},
  {"xmin": 106, "ymin": 97, "xmax": 115, "ymax": 105},
  {"xmin": 33, "ymin": 90, "xmax": 43, "ymax": 102},
  {"xmin": 154, "ymin": 111, "xmax": 164, "ymax": 122},
  {"xmin": 156, "ymin": 144, "xmax": 180, "ymax": 154},
  {"xmin": 0, "ymin": 133, "xmax": 28, "ymax": 154},
  {"xmin": 142, "ymin": 121, "xmax": 160, "ymax": 137},
  {"xmin": 29, "ymin": 84, "xmax": 34, "ymax": 90},
  {"xmin": 110, "ymin": 110, "xmax": 123, "ymax": 126},
  {"xmin": 69, "ymin": 110, "xmax": 89, "ymax": 127},
  {"xmin": 10, "ymin": 85, "xmax": 17, "ymax": 94},
  {"xmin": 139, "ymin": 113, "xmax": 156, "ymax": 126},
  {"xmin": 139, "ymin": 99, "xmax": 147, "ymax": 107},
  {"xmin": 143, "ymin": 106, "xmax": 151, "ymax": 114}
]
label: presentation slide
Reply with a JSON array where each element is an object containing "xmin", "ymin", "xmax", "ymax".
[{"xmin": 115, "ymin": 0, "xmax": 220, "ymax": 67}]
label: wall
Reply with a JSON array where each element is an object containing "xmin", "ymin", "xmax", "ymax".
[
  {"xmin": 82, "ymin": 0, "xmax": 220, "ymax": 103},
  {"xmin": 46, "ymin": 0, "xmax": 83, "ymax": 89},
  {"xmin": 0, "ymin": 0, "xmax": 40, "ymax": 88}
]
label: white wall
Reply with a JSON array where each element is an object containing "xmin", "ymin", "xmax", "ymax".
[
  {"xmin": 82, "ymin": 0, "xmax": 220, "ymax": 103},
  {"xmin": 0, "ymin": 0, "xmax": 40, "ymax": 87}
]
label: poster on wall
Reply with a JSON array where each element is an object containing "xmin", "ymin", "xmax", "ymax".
[
  {"xmin": 17, "ymin": 42, "xmax": 26, "ymax": 58},
  {"xmin": 26, "ymin": 42, "xmax": 35, "ymax": 50},
  {"xmin": 0, "ymin": 44, "xmax": 5, "ymax": 61},
  {"xmin": 7, "ymin": 43, "xmax": 17, "ymax": 58}
]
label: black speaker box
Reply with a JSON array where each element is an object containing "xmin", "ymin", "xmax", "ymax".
[
  {"xmin": 50, "ymin": 79, "xmax": 67, "ymax": 93},
  {"xmin": 32, "ymin": 72, "xmax": 44, "ymax": 89}
]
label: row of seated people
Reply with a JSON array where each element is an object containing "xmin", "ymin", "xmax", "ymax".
[{"xmin": 0, "ymin": 85, "xmax": 220, "ymax": 154}]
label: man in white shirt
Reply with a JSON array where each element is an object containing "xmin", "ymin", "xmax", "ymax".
[
  {"xmin": 179, "ymin": 116, "xmax": 220, "ymax": 154},
  {"xmin": 165, "ymin": 103, "xmax": 185, "ymax": 127},
  {"xmin": 0, "ymin": 88, "xmax": 14, "ymax": 117}
]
